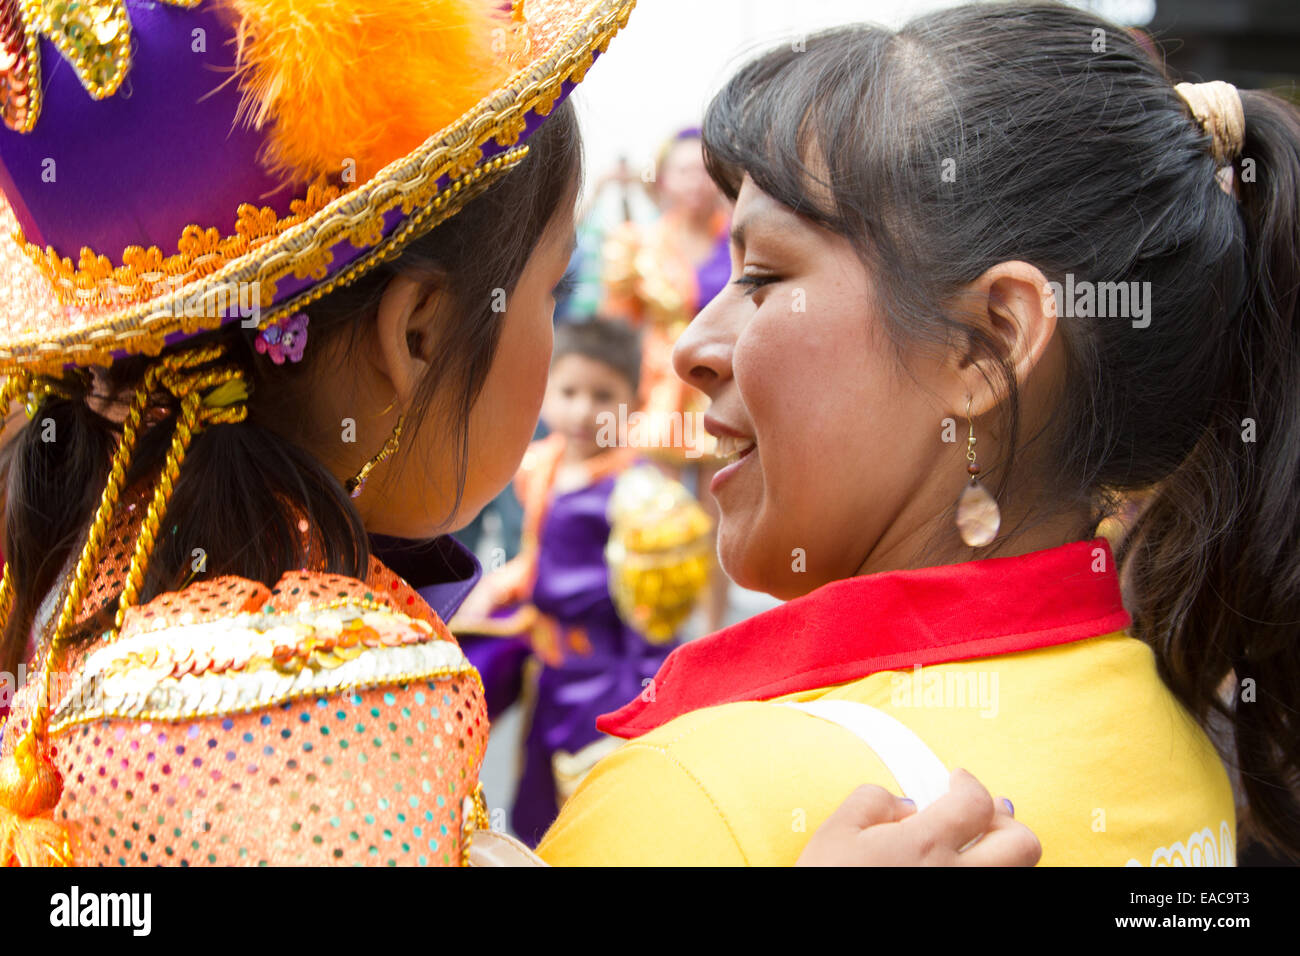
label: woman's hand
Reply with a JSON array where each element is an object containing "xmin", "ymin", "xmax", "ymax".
[{"xmin": 796, "ymin": 768, "xmax": 1041, "ymax": 866}]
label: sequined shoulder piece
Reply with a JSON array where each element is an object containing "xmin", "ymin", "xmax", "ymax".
[{"xmin": 49, "ymin": 600, "xmax": 475, "ymax": 734}]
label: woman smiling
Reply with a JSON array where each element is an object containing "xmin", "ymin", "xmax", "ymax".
[{"xmin": 536, "ymin": 1, "xmax": 1300, "ymax": 865}]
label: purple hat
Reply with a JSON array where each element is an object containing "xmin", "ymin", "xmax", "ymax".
[{"xmin": 0, "ymin": 0, "xmax": 636, "ymax": 374}]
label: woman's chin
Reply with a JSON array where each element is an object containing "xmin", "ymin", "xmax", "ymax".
[
  {"xmin": 718, "ymin": 532, "xmax": 827, "ymax": 603},
  {"xmin": 717, "ymin": 523, "xmax": 771, "ymax": 595}
]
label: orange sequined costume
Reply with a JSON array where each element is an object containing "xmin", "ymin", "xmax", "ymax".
[{"xmin": 0, "ymin": 555, "xmax": 489, "ymax": 866}]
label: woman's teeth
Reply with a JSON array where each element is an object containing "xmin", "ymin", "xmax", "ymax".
[{"xmin": 714, "ymin": 434, "xmax": 757, "ymax": 463}]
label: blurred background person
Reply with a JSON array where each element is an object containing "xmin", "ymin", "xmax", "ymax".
[
  {"xmin": 600, "ymin": 128, "xmax": 732, "ymax": 633},
  {"xmin": 451, "ymin": 320, "xmax": 711, "ymax": 845}
]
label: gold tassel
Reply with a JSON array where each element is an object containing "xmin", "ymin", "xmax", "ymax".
[{"xmin": 0, "ymin": 734, "xmax": 72, "ymax": 866}]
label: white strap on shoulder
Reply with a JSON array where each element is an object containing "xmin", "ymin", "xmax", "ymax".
[
  {"xmin": 778, "ymin": 700, "xmax": 951, "ymax": 810},
  {"xmin": 467, "ymin": 829, "xmax": 550, "ymax": 867}
]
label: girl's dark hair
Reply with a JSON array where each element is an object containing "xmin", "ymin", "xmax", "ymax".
[
  {"xmin": 702, "ymin": 2, "xmax": 1300, "ymax": 857},
  {"xmin": 1, "ymin": 100, "xmax": 581, "ymax": 676}
]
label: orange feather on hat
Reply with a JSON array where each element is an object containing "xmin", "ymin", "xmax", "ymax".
[{"xmin": 218, "ymin": 0, "xmax": 518, "ymax": 187}]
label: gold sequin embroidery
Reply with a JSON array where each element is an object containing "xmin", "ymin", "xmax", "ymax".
[
  {"xmin": 49, "ymin": 600, "xmax": 476, "ymax": 732},
  {"xmin": 17, "ymin": 178, "xmax": 344, "ymax": 308},
  {"xmin": 2, "ymin": 0, "xmax": 200, "ymax": 133}
]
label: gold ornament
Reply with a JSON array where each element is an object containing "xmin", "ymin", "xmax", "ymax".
[
  {"xmin": 605, "ymin": 465, "xmax": 713, "ymax": 643},
  {"xmin": 345, "ymin": 414, "xmax": 404, "ymax": 499}
]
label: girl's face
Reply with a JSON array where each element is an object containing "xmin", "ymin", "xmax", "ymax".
[
  {"xmin": 364, "ymin": 203, "xmax": 576, "ymax": 537},
  {"xmin": 673, "ymin": 177, "xmax": 960, "ymax": 599},
  {"xmin": 540, "ymin": 353, "xmax": 637, "ymax": 461}
]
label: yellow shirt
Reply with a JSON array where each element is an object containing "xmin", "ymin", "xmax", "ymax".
[{"xmin": 536, "ymin": 541, "xmax": 1235, "ymax": 866}]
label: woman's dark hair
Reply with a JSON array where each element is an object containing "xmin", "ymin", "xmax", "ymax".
[
  {"xmin": 0, "ymin": 99, "xmax": 582, "ymax": 677},
  {"xmin": 702, "ymin": 2, "xmax": 1300, "ymax": 857}
]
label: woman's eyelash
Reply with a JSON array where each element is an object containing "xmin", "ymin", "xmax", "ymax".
[{"xmin": 733, "ymin": 274, "xmax": 777, "ymax": 296}]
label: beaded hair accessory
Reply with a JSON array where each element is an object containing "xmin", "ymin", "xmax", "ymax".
[
  {"xmin": 1175, "ymin": 81, "xmax": 1245, "ymax": 196},
  {"xmin": 255, "ymin": 312, "xmax": 309, "ymax": 365}
]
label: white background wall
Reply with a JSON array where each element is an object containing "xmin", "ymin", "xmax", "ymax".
[{"xmin": 569, "ymin": 0, "xmax": 1157, "ymax": 193}]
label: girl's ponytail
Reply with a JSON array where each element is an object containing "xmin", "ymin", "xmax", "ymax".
[
  {"xmin": 1, "ymin": 387, "xmax": 117, "ymax": 678},
  {"xmin": 1123, "ymin": 89, "xmax": 1300, "ymax": 859}
]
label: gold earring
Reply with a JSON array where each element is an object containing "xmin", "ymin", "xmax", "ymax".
[
  {"xmin": 955, "ymin": 397, "xmax": 1000, "ymax": 547},
  {"xmin": 346, "ymin": 414, "xmax": 404, "ymax": 499}
]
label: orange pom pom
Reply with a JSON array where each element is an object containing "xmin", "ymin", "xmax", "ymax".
[
  {"xmin": 0, "ymin": 752, "xmax": 61, "ymax": 816},
  {"xmin": 0, "ymin": 748, "xmax": 72, "ymax": 867},
  {"xmin": 218, "ymin": 0, "xmax": 517, "ymax": 188}
]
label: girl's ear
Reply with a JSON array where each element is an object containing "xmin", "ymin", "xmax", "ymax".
[
  {"xmin": 372, "ymin": 274, "xmax": 445, "ymax": 408},
  {"xmin": 947, "ymin": 260, "xmax": 1060, "ymax": 417}
]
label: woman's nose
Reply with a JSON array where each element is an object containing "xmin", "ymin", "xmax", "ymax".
[{"xmin": 672, "ymin": 294, "xmax": 733, "ymax": 397}]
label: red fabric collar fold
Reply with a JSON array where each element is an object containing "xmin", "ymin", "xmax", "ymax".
[{"xmin": 597, "ymin": 538, "xmax": 1130, "ymax": 739}]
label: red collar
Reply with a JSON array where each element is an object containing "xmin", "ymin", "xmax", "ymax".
[{"xmin": 597, "ymin": 538, "xmax": 1130, "ymax": 739}]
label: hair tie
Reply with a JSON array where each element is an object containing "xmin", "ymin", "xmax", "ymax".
[{"xmin": 1174, "ymin": 81, "xmax": 1245, "ymax": 168}]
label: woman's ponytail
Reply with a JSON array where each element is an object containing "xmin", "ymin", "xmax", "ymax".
[{"xmin": 1123, "ymin": 89, "xmax": 1300, "ymax": 859}]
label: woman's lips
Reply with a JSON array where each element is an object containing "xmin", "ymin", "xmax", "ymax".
[
  {"xmin": 713, "ymin": 433, "xmax": 757, "ymax": 463},
  {"xmin": 710, "ymin": 439, "xmax": 757, "ymax": 495},
  {"xmin": 704, "ymin": 415, "xmax": 758, "ymax": 495}
]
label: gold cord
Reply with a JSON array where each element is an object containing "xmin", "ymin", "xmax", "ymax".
[
  {"xmin": 0, "ymin": 563, "xmax": 12, "ymax": 643},
  {"xmin": 0, "ymin": 344, "xmax": 248, "ymax": 832},
  {"xmin": 112, "ymin": 355, "xmax": 247, "ymax": 632}
]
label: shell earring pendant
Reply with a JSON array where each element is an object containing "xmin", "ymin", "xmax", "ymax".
[{"xmin": 955, "ymin": 397, "xmax": 1001, "ymax": 547}]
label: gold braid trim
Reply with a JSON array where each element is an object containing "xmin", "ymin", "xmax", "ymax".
[{"xmin": 16, "ymin": 178, "xmax": 345, "ymax": 309}]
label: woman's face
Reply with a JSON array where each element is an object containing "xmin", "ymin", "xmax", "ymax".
[
  {"xmin": 673, "ymin": 176, "xmax": 959, "ymax": 599},
  {"xmin": 364, "ymin": 202, "xmax": 576, "ymax": 537}
]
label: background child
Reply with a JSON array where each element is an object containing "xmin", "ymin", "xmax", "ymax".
[{"xmin": 452, "ymin": 320, "xmax": 711, "ymax": 845}]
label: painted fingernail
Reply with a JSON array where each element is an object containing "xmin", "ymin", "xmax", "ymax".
[
  {"xmin": 900, "ymin": 797, "xmax": 916, "ymax": 809},
  {"xmin": 1001, "ymin": 798, "xmax": 1014, "ymax": 816}
]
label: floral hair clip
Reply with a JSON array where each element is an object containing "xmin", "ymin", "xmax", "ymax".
[{"xmin": 255, "ymin": 312, "xmax": 310, "ymax": 364}]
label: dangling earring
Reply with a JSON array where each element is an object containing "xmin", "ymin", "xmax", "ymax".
[
  {"xmin": 955, "ymin": 398, "xmax": 1000, "ymax": 547},
  {"xmin": 346, "ymin": 414, "xmax": 405, "ymax": 499}
]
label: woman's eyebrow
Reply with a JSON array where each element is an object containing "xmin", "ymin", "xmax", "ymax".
[{"xmin": 731, "ymin": 209, "xmax": 796, "ymax": 252}]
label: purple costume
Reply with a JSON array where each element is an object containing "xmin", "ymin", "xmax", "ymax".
[{"xmin": 457, "ymin": 447, "xmax": 679, "ymax": 846}]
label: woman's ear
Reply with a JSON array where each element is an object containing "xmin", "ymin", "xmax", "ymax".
[
  {"xmin": 372, "ymin": 273, "xmax": 444, "ymax": 408},
  {"xmin": 948, "ymin": 260, "xmax": 1059, "ymax": 417}
]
